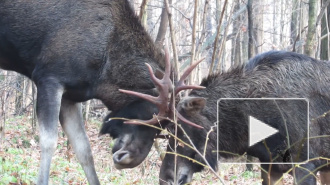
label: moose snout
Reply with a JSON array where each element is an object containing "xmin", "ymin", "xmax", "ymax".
[
  {"xmin": 178, "ymin": 174, "xmax": 188, "ymax": 185},
  {"xmin": 113, "ymin": 150, "xmax": 129, "ymax": 163},
  {"xmin": 160, "ymin": 173, "xmax": 191, "ymax": 185},
  {"xmin": 113, "ymin": 150, "xmax": 133, "ymax": 169}
]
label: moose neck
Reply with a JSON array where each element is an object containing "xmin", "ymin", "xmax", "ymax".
[{"xmin": 94, "ymin": 1, "xmax": 165, "ymax": 111}]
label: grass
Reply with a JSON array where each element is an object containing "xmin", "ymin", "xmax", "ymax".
[{"xmin": 0, "ymin": 116, "xmax": 305, "ymax": 185}]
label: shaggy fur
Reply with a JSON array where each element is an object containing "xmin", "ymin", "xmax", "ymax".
[
  {"xmin": 0, "ymin": 1, "xmax": 165, "ymax": 184},
  {"xmin": 160, "ymin": 51, "xmax": 330, "ymax": 185}
]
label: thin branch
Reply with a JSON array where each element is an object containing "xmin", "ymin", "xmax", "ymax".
[
  {"xmin": 215, "ymin": 2, "xmax": 234, "ymax": 73},
  {"xmin": 155, "ymin": 1, "xmax": 168, "ymax": 48},
  {"xmin": 316, "ymin": 0, "xmax": 330, "ymax": 26},
  {"xmin": 209, "ymin": 0, "xmax": 228, "ymax": 75},
  {"xmin": 139, "ymin": 0, "xmax": 149, "ymax": 20},
  {"xmin": 189, "ymin": 0, "xmax": 198, "ymax": 85},
  {"xmin": 164, "ymin": 0, "xmax": 179, "ymax": 78},
  {"xmin": 195, "ymin": 0, "xmax": 210, "ymax": 57},
  {"xmin": 203, "ymin": 125, "xmax": 215, "ymax": 157},
  {"xmin": 165, "ymin": 151, "xmax": 207, "ymax": 167},
  {"xmin": 175, "ymin": 123, "xmax": 225, "ymax": 184}
]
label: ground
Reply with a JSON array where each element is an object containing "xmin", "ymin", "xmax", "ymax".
[{"xmin": 0, "ymin": 116, "xmax": 320, "ymax": 185}]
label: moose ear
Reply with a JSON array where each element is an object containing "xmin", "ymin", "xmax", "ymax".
[
  {"xmin": 99, "ymin": 119, "xmax": 111, "ymax": 136},
  {"xmin": 180, "ymin": 97, "xmax": 206, "ymax": 112},
  {"xmin": 99, "ymin": 113, "xmax": 115, "ymax": 137}
]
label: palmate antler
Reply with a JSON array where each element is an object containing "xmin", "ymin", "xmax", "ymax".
[{"xmin": 119, "ymin": 47, "xmax": 205, "ymax": 128}]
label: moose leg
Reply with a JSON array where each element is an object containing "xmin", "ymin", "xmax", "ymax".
[
  {"xmin": 36, "ymin": 80, "xmax": 64, "ymax": 185},
  {"xmin": 261, "ymin": 164, "xmax": 284, "ymax": 185},
  {"xmin": 59, "ymin": 99, "xmax": 100, "ymax": 185}
]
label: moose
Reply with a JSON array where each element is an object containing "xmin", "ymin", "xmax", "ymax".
[
  {"xmin": 157, "ymin": 51, "xmax": 330, "ymax": 185},
  {"xmin": 0, "ymin": 0, "xmax": 180, "ymax": 184}
]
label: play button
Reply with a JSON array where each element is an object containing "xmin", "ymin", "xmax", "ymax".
[
  {"xmin": 217, "ymin": 98, "xmax": 309, "ymax": 164},
  {"xmin": 249, "ymin": 116, "xmax": 279, "ymax": 147}
]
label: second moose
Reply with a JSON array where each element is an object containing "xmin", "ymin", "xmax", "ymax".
[{"xmin": 159, "ymin": 51, "xmax": 330, "ymax": 185}]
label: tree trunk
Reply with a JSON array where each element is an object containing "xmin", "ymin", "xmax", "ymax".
[
  {"xmin": 246, "ymin": 0, "xmax": 257, "ymax": 166},
  {"xmin": 189, "ymin": 0, "xmax": 198, "ymax": 85},
  {"xmin": 291, "ymin": 0, "xmax": 299, "ymax": 45},
  {"xmin": 155, "ymin": 1, "xmax": 169, "ymax": 48},
  {"xmin": 321, "ymin": 0, "xmax": 330, "ymax": 60},
  {"xmin": 32, "ymin": 83, "xmax": 37, "ymax": 132},
  {"xmin": 247, "ymin": 0, "xmax": 255, "ymax": 59},
  {"xmin": 0, "ymin": 71, "xmax": 7, "ymax": 144},
  {"xmin": 15, "ymin": 74, "xmax": 24, "ymax": 115},
  {"xmin": 305, "ymin": 0, "xmax": 317, "ymax": 56},
  {"xmin": 254, "ymin": 0, "xmax": 263, "ymax": 54},
  {"xmin": 272, "ymin": 0, "xmax": 278, "ymax": 49},
  {"xmin": 139, "ymin": 0, "xmax": 149, "ymax": 27},
  {"xmin": 280, "ymin": 0, "xmax": 285, "ymax": 43},
  {"xmin": 209, "ymin": 0, "xmax": 228, "ymax": 75},
  {"xmin": 232, "ymin": 1, "xmax": 242, "ymax": 66}
]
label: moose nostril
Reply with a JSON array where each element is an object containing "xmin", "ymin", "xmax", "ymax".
[
  {"xmin": 113, "ymin": 151, "xmax": 129, "ymax": 163},
  {"xmin": 178, "ymin": 174, "xmax": 188, "ymax": 185}
]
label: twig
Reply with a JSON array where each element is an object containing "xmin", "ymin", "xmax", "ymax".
[
  {"xmin": 164, "ymin": 0, "xmax": 179, "ymax": 78},
  {"xmin": 175, "ymin": 123, "xmax": 225, "ymax": 184},
  {"xmin": 262, "ymin": 140, "xmax": 273, "ymax": 185},
  {"xmin": 203, "ymin": 125, "xmax": 215, "ymax": 157},
  {"xmin": 195, "ymin": 0, "xmax": 210, "ymax": 56},
  {"xmin": 292, "ymin": 26, "xmax": 308, "ymax": 52},
  {"xmin": 139, "ymin": 0, "xmax": 149, "ymax": 20},
  {"xmin": 273, "ymin": 100, "xmax": 296, "ymax": 183},
  {"xmin": 189, "ymin": 0, "xmax": 198, "ymax": 85},
  {"xmin": 316, "ymin": 0, "xmax": 330, "ymax": 26},
  {"xmin": 209, "ymin": 0, "xmax": 228, "ymax": 75},
  {"xmin": 215, "ymin": 2, "xmax": 234, "ymax": 73},
  {"xmin": 165, "ymin": 151, "xmax": 207, "ymax": 167},
  {"xmin": 112, "ymin": 116, "xmax": 224, "ymax": 183}
]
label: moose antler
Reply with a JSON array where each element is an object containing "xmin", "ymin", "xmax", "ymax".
[
  {"xmin": 167, "ymin": 57, "xmax": 205, "ymax": 128},
  {"xmin": 119, "ymin": 47, "xmax": 205, "ymax": 128}
]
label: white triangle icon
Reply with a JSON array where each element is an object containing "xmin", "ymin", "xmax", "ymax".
[{"xmin": 249, "ymin": 116, "xmax": 279, "ymax": 147}]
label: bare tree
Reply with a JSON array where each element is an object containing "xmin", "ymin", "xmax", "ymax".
[
  {"xmin": 231, "ymin": 1, "xmax": 242, "ymax": 66},
  {"xmin": 247, "ymin": 0, "xmax": 255, "ymax": 58},
  {"xmin": 320, "ymin": 0, "xmax": 330, "ymax": 60},
  {"xmin": 305, "ymin": 0, "xmax": 317, "ymax": 56}
]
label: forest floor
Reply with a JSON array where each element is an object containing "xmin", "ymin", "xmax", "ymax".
[{"xmin": 0, "ymin": 116, "xmax": 320, "ymax": 185}]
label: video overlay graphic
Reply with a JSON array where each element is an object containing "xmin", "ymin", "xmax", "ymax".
[{"xmin": 217, "ymin": 98, "xmax": 309, "ymax": 164}]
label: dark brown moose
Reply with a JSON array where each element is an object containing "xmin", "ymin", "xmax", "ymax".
[
  {"xmin": 159, "ymin": 51, "xmax": 330, "ymax": 185},
  {"xmin": 0, "ymin": 1, "xmax": 171, "ymax": 184}
]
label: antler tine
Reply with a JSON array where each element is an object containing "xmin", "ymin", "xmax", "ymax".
[
  {"xmin": 167, "ymin": 57, "xmax": 205, "ymax": 129},
  {"xmin": 176, "ymin": 110, "xmax": 203, "ymax": 129},
  {"xmin": 177, "ymin": 58, "xmax": 205, "ymax": 85},
  {"xmin": 119, "ymin": 89, "xmax": 159, "ymax": 105},
  {"xmin": 174, "ymin": 58, "xmax": 206, "ymax": 96},
  {"xmin": 175, "ymin": 85, "xmax": 205, "ymax": 94},
  {"xmin": 145, "ymin": 63, "xmax": 163, "ymax": 88},
  {"xmin": 119, "ymin": 44, "xmax": 173, "ymax": 126},
  {"xmin": 119, "ymin": 45, "xmax": 204, "ymax": 129}
]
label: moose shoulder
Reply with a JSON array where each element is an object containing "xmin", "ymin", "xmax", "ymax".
[
  {"xmin": 159, "ymin": 51, "xmax": 330, "ymax": 185},
  {"xmin": 0, "ymin": 1, "xmax": 165, "ymax": 184}
]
